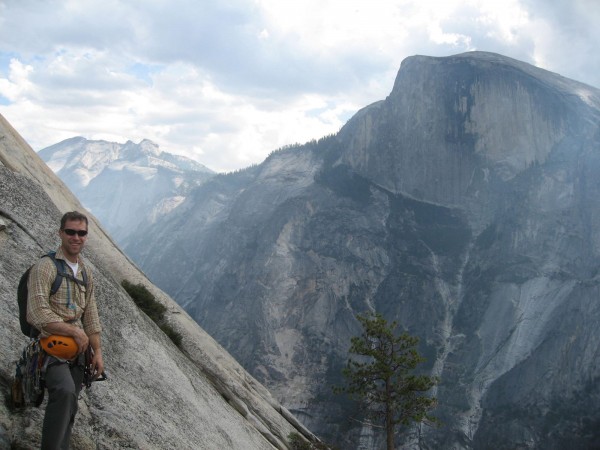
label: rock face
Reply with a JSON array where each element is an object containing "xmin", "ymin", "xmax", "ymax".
[
  {"xmin": 0, "ymin": 115, "xmax": 316, "ymax": 449},
  {"xmin": 39, "ymin": 137, "xmax": 214, "ymax": 245},
  {"xmin": 124, "ymin": 52, "xmax": 600, "ymax": 449}
]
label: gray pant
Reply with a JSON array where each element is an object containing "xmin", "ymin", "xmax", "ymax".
[{"xmin": 41, "ymin": 358, "xmax": 84, "ymax": 450}]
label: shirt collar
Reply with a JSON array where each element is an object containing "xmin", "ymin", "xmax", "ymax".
[{"xmin": 55, "ymin": 246, "xmax": 80, "ymax": 265}]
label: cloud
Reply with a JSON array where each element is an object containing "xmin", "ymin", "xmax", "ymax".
[
  {"xmin": 0, "ymin": 0, "xmax": 599, "ymax": 172},
  {"xmin": 520, "ymin": 0, "xmax": 600, "ymax": 86}
]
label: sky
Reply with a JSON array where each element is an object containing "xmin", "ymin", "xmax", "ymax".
[{"xmin": 1, "ymin": 0, "xmax": 599, "ymax": 173}]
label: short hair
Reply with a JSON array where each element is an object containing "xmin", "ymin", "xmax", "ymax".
[{"xmin": 60, "ymin": 211, "xmax": 88, "ymax": 230}]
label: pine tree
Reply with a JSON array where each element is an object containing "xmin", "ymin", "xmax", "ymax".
[{"xmin": 336, "ymin": 312, "xmax": 438, "ymax": 450}]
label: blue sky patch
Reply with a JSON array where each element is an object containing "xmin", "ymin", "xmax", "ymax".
[
  {"xmin": 0, "ymin": 51, "xmax": 18, "ymax": 77},
  {"xmin": 126, "ymin": 62, "xmax": 164, "ymax": 85}
]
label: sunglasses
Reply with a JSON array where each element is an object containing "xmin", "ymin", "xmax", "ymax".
[{"xmin": 63, "ymin": 229, "xmax": 88, "ymax": 237}]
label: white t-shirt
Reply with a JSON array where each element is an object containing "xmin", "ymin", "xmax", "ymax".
[{"xmin": 65, "ymin": 259, "xmax": 79, "ymax": 277}]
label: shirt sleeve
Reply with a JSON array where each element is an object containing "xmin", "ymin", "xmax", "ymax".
[
  {"xmin": 26, "ymin": 258, "xmax": 64, "ymax": 331},
  {"xmin": 82, "ymin": 271, "xmax": 102, "ymax": 335}
]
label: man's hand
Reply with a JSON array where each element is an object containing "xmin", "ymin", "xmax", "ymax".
[
  {"xmin": 72, "ymin": 327, "xmax": 90, "ymax": 355},
  {"xmin": 88, "ymin": 333, "xmax": 104, "ymax": 379},
  {"xmin": 91, "ymin": 349, "xmax": 105, "ymax": 379}
]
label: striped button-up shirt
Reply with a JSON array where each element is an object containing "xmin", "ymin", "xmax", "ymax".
[{"xmin": 26, "ymin": 247, "xmax": 102, "ymax": 336}]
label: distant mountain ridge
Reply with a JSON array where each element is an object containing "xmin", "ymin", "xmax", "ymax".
[{"xmin": 39, "ymin": 137, "xmax": 214, "ymax": 244}]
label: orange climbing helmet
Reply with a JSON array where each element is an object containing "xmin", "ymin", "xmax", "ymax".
[{"xmin": 40, "ymin": 335, "xmax": 79, "ymax": 360}]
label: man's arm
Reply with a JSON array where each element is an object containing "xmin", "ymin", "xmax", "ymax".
[{"xmin": 79, "ymin": 266, "xmax": 104, "ymax": 377}]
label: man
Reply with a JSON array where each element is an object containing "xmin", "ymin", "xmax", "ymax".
[{"xmin": 27, "ymin": 211, "xmax": 104, "ymax": 449}]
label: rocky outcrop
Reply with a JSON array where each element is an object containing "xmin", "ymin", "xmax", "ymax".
[
  {"xmin": 0, "ymin": 114, "xmax": 316, "ymax": 449},
  {"xmin": 125, "ymin": 52, "xmax": 600, "ymax": 449}
]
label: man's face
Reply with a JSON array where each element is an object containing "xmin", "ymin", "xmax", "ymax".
[{"xmin": 59, "ymin": 219, "xmax": 88, "ymax": 261}]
